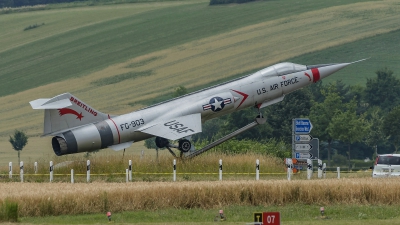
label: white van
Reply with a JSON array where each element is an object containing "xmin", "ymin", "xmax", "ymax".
[{"xmin": 372, "ymin": 154, "xmax": 400, "ymax": 177}]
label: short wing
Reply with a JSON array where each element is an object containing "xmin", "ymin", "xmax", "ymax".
[{"xmin": 138, "ymin": 113, "xmax": 202, "ymax": 140}]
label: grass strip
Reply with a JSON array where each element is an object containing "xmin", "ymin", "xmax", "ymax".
[{"xmin": 20, "ymin": 204, "xmax": 400, "ymax": 224}]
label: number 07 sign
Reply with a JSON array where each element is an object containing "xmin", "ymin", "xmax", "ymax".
[{"xmin": 253, "ymin": 212, "xmax": 280, "ymax": 225}]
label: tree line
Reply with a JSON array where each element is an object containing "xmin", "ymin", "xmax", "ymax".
[
  {"xmin": 0, "ymin": 0, "xmax": 257, "ymax": 8},
  {"xmin": 1, "ymin": 0, "xmax": 77, "ymax": 8},
  {"xmin": 209, "ymin": 0, "xmax": 256, "ymax": 5}
]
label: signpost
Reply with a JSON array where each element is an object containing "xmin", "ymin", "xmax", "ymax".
[
  {"xmin": 292, "ymin": 118, "xmax": 319, "ymax": 170},
  {"xmin": 295, "ymin": 152, "xmax": 312, "ymax": 159},
  {"xmin": 253, "ymin": 212, "xmax": 280, "ymax": 225},
  {"xmin": 295, "ymin": 134, "xmax": 313, "ymax": 142},
  {"xmin": 263, "ymin": 212, "xmax": 280, "ymax": 225},
  {"xmin": 309, "ymin": 138, "xmax": 319, "ymax": 160},
  {"xmin": 294, "ymin": 119, "xmax": 313, "ymax": 134},
  {"xmin": 295, "ymin": 143, "xmax": 312, "ymax": 151}
]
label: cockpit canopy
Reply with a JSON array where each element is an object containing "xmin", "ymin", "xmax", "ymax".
[{"xmin": 259, "ymin": 62, "xmax": 307, "ymax": 77}]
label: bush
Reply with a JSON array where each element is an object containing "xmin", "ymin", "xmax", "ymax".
[
  {"xmin": 23, "ymin": 23, "xmax": 45, "ymax": 31},
  {"xmin": 0, "ymin": 200, "xmax": 18, "ymax": 222},
  {"xmin": 352, "ymin": 159, "xmax": 374, "ymax": 168},
  {"xmin": 332, "ymin": 153, "xmax": 348, "ymax": 165}
]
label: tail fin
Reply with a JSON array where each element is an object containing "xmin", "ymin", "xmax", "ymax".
[{"xmin": 30, "ymin": 93, "xmax": 109, "ymax": 136}]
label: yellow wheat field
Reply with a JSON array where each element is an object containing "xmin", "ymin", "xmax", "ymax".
[{"xmin": 1, "ymin": 178, "xmax": 399, "ymax": 217}]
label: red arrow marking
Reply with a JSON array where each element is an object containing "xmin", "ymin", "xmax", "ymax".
[
  {"xmin": 58, "ymin": 108, "xmax": 83, "ymax": 120},
  {"xmin": 231, "ymin": 89, "xmax": 248, "ymax": 108},
  {"xmin": 304, "ymin": 72, "xmax": 311, "ymax": 81}
]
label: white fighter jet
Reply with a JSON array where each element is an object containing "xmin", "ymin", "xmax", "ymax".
[{"xmin": 30, "ymin": 60, "xmax": 363, "ymax": 157}]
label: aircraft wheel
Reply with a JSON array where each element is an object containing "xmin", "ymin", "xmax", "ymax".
[
  {"xmin": 155, "ymin": 137, "xmax": 169, "ymax": 148},
  {"xmin": 178, "ymin": 139, "xmax": 192, "ymax": 152}
]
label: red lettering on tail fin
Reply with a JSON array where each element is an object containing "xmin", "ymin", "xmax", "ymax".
[{"xmin": 58, "ymin": 108, "xmax": 84, "ymax": 120}]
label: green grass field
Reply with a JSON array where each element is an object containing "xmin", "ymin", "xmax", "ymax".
[
  {"xmin": 18, "ymin": 204, "xmax": 400, "ymax": 224},
  {"xmin": 0, "ymin": 0, "xmax": 380, "ymax": 97},
  {"xmin": 288, "ymin": 29, "xmax": 400, "ymax": 85},
  {"xmin": 1, "ymin": 0, "xmax": 400, "ymax": 166}
]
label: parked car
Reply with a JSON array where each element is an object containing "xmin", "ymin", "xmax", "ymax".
[{"xmin": 372, "ymin": 154, "xmax": 400, "ymax": 178}]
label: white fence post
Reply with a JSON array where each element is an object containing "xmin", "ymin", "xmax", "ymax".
[
  {"xmin": 317, "ymin": 159, "xmax": 322, "ymax": 179},
  {"xmin": 20, "ymin": 161, "xmax": 24, "ymax": 183},
  {"xmin": 287, "ymin": 158, "xmax": 292, "ymax": 181},
  {"xmin": 219, "ymin": 159, "xmax": 222, "ymax": 181},
  {"xmin": 322, "ymin": 163, "xmax": 326, "ymax": 179},
  {"xmin": 307, "ymin": 159, "xmax": 313, "ymax": 180},
  {"xmin": 71, "ymin": 169, "xmax": 74, "ymax": 183},
  {"xmin": 173, "ymin": 159, "xmax": 176, "ymax": 182},
  {"xmin": 87, "ymin": 160, "xmax": 90, "ymax": 183},
  {"xmin": 337, "ymin": 167, "xmax": 340, "ymax": 179},
  {"xmin": 50, "ymin": 161, "xmax": 53, "ymax": 182},
  {"xmin": 256, "ymin": 159, "xmax": 259, "ymax": 181},
  {"xmin": 126, "ymin": 169, "xmax": 129, "ymax": 183},
  {"xmin": 34, "ymin": 162, "xmax": 38, "ymax": 174},
  {"xmin": 9, "ymin": 162, "xmax": 12, "ymax": 179},
  {"xmin": 129, "ymin": 160, "xmax": 132, "ymax": 181}
]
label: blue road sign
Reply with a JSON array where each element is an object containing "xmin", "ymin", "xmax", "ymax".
[
  {"xmin": 294, "ymin": 119, "xmax": 313, "ymax": 134},
  {"xmin": 295, "ymin": 152, "xmax": 312, "ymax": 159},
  {"xmin": 295, "ymin": 134, "xmax": 313, "ymax": 142}
]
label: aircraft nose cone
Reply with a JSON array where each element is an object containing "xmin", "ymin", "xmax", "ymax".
[
  {"xmin": 310, "ymin": 62, "xmax": 351, "ymax": 82},
  {"xmin": 318, "ymin": 63, "xmax": 351, "ymax": 80}
]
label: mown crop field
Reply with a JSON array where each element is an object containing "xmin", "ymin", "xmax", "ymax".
[{"xmin": 1, "ymin": 0, "xmax": 400, "ymax": 165}]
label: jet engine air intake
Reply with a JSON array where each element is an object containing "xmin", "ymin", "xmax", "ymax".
[{"xmin": 52, "ymin": 136, "xmax": 68, "ymax": 156}]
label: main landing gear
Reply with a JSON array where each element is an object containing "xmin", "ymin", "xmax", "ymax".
[
  {"xmin": 154, "ymin": 113, "xmax": 266, "ymax": 159},
  {"xmin": 155, "ymin": 136, "xmax": 192, "ymax": 158}
]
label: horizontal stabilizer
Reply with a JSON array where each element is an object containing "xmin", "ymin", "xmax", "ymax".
[
  {"xmin": 139, "ymin": 113, "xmax": 202, "ymax": 140},
  {"xmin": 109, "ymin": 141, "xmax": 133, "ymax": 151},
  {"xmin": 30, "ymin": 98, "xmax": 72, "ymax": 109}
]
